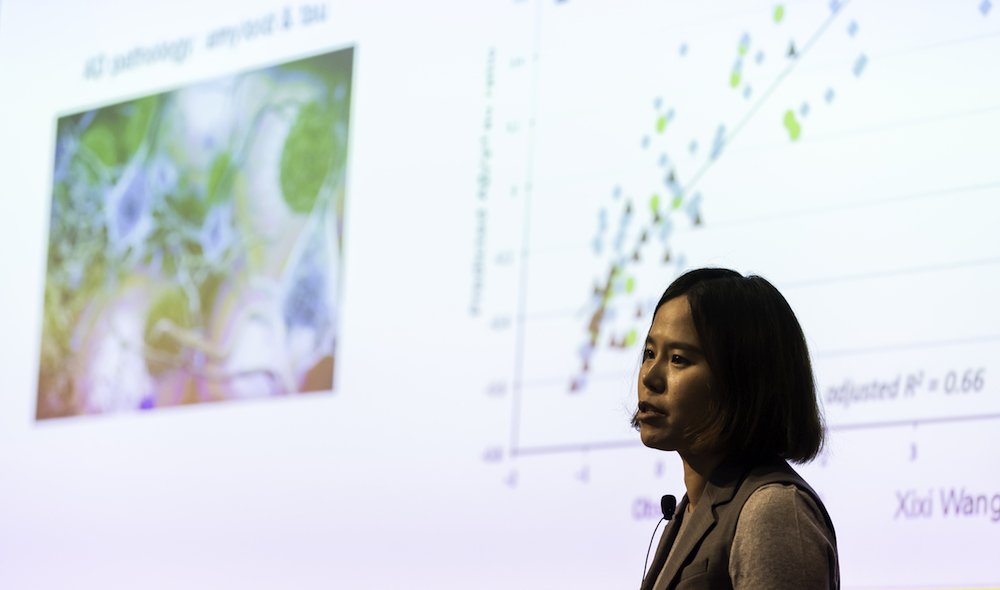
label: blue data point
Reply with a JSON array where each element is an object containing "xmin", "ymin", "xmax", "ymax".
[
  {"xmin": 710, "ymin": 125, "xmax": 726, "ymax": 160},
  {"xmin": 853, "ymin": 54, "xmax": 868, "ymax": 77}
]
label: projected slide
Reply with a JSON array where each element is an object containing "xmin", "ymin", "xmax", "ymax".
[
  {"xmin": 1, "ymin": 1, "xmax": 998, "ymax": 589},
  {"xmin": 472, "ymin": 1, "xmax": 1000, "ymax": 587},
  {"xmin": 37, "ymin": 48, "xmax": 353, "ymax": 419}
]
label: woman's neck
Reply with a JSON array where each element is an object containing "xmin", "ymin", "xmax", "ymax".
[{"xmin": 681, "ymin": 452, "xmax": 726, "ymax": 512}]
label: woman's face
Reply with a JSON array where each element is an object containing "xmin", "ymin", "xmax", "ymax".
[{"xmin": 635, "ymin": 295, "xmax": 718, "ymax": 457}]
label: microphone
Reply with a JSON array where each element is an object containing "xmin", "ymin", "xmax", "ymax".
[
  {"xmin": 660, "ymin": 494, "xmax": 676, "ymax": 520},
  {"xmin": 643, "ymin": 495, "xmax": 678, "ymax": 583}
]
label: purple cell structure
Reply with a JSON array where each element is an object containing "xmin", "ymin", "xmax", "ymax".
[
  {"xmin": 825, "ymin": 88, "xmax": 835, "ymax": 103},
  {"xmin": 980, "ymin": 0, "xmax": 992, "ymax": 16},
  {"xmin": 847, "ymin": 20, "xmax": 858, "ymax": 36},
  {"xmin": 284, "ymin": 267, "xmax": 329, "ymax": 328}
]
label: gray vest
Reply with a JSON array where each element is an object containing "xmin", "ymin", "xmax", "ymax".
[{"xmin": 640, "ymin": 457, "xmax": 837, "ymax": 590}]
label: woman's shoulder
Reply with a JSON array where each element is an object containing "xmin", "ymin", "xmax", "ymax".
[
  {"xmin": 740, "ymin": 483, "xmax": 830, "ymax": 532},
  {"xmin": 730, "ymin": 483, "xmax": 839, "ymax": 589}
]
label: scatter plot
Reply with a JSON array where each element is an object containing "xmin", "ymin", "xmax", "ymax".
[{"xmin": 560, "ymin": 3, "xmax": 870, "ymax": 393}]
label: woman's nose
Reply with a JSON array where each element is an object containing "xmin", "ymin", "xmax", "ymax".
[{"xmin": 641, "ymin": 361, "xmax": 666, "ymax": 393}]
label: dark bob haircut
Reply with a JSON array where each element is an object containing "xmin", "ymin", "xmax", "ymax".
[{"xmin": 633, "ymin": 268, "xmax": 824, "ymax": 464}]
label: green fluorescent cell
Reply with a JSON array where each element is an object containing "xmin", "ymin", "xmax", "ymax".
[
  {"xmin": 144, "ymin": 286, "xmax": 192, "ymax": 358},
  {"xmin": 650, "ymin": 194, "xmax": 660, "ymax": 213},
  {"xmin": 81, "ymin": 125, "xmax": 117, "ymax": 167},
  {"xmin": 281, "ymin": 102, "xmax": 338, "ymax": 214},
  {"xmin": 656, "ymin": 115, "xmax": 667, "ymax": 133},
  {"xmin": 730, "ymin": 71, "xmax": 741, "ymax": 88},
  {"xmin": 207, "ymin": 152, "xmax": 232, "ymax": 204},
  {"xmin": 624, "ymin": 329, "xmax": 637, "ymax": 347},
  {"xmin": 626, "ymin": 277, "xmax": 635, "ymax": 293},
  {"xmin": 672, "ymin": 195, "xmax": 683, "ymax": 210},
  {"xmin": 123, "ymin": 96, "xmax": 158, "ymax": 160},
  {"xmin": 774, "ymin": 5, "xmax": 785, "ymax": 22},
  {"xmin": 783, "ymin": 109, "xmax": 801, "ymax": 140}
]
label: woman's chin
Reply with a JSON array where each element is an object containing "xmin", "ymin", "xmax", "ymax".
[{"xmin": 639, "ymin": 428, "xmax": 676, "ymax": 452}]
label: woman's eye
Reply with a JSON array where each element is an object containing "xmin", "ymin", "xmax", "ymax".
[
  {"xmin": 642, "ymin": 349, "xmax": 654, "ymax": 360},
  {"xmin": 671, "ymin": 354, "xmax": 689, "ymax": 365}
]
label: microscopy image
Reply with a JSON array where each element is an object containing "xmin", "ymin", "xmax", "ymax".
[{"xmin": 37, "ymin": 47, "xmax": 353, "ymax": 419}]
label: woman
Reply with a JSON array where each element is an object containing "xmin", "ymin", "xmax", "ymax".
[{"xmin": 635, "ymin": 268, "xmax": 839, "ymax": 590}]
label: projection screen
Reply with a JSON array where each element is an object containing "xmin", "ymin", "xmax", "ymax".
[{"xmin": 0, "ymin": 0, "xmax": 997, "ymax": 588}]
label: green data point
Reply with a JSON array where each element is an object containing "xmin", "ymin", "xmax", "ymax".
[
  {"xmin": 783, "ymin": 109, "xmax": 801, "ymax": 140},
  {"xmin": 656, "ymin": 115, "xmax": 667, "ymax": 133},
  {"xmin": 626, "ymin": 277, "xmax": 635, "ymax": 293},
  {"xmin": 774, "ymin": 5, "xmax": 785, "ymax": 22},
  {"xmin": 672, "ymin": 195, "xmax": 683, "ymax": 210},
  {"xmin": 650, "ymin": 194, "xmax": 660, "ymax": 213},
  {"xmin": 730, "ymin": 72, "xmax": 741, "ymax": 88}
]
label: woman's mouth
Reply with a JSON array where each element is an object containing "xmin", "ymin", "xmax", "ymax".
[{"xmin": 636, "ymin": 401, "xmax": 666, "ymax": 421}]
